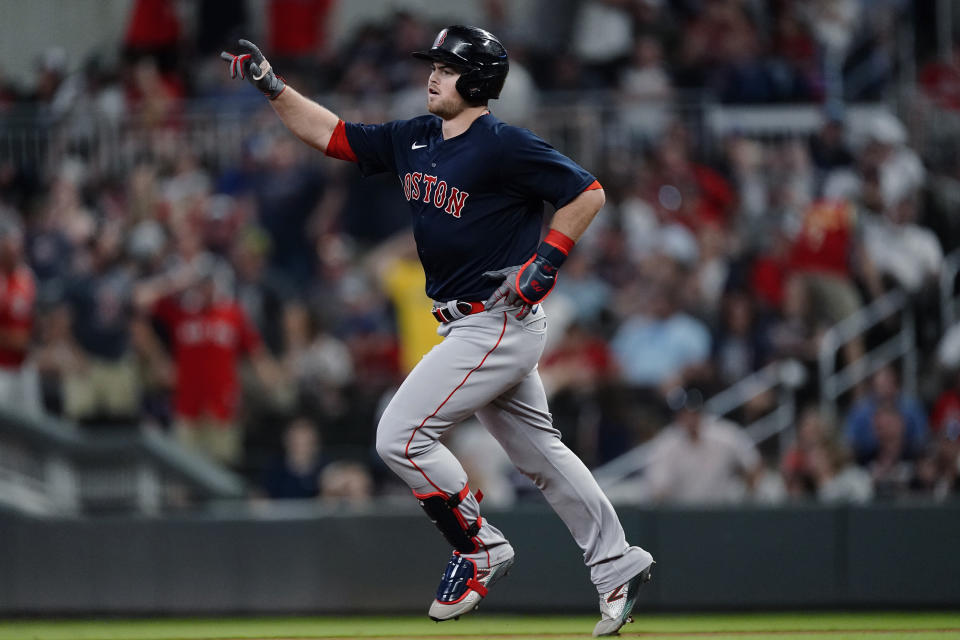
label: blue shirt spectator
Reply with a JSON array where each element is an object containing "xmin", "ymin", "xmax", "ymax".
[
  {"xmin": 611, "ymin": 285, "xmax": 711, "ymax": 387},
  {"xmin": 844, "ymin": 366, "xmax": 928, "ymax": 464}
]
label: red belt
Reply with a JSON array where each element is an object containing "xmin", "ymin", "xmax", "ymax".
[{"xmin": 432, "ymin": 300, "xmax": 485, "ymax": 323}]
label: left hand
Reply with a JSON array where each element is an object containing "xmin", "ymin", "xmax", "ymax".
[
  {"xmin": 483, "ymin": 261, "xmax": 552, "ymax": 320},
  {"xmin": 482, "ymin": 266, "xmax": 529, "ymax": 318}
]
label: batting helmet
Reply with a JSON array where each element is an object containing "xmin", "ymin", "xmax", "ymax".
[{"xmin": 412, "ymin": 25, "xmax": 509, "ymax": 103}]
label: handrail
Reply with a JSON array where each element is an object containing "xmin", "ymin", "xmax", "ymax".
[
  {"xmin": 0, "ymin": 97, "xmax": 890, "ymax": 180},
  {"xmin": 0, "ymin": 407, "xmax": 245, "ymax": 515},
  {"xmin": 594, "ymin": 359, "xmax": 806, "ymax": 489},
  {"xmin": 596, "ymin": 286, "xmax": 917, "ymax": 494},
  {"xmin": 818, "ymin": 288, "xmax": 916, "ymax": 419},
  {"xmin": 940, "ymin": 248, "xmax": 960, "ymax": 331}
]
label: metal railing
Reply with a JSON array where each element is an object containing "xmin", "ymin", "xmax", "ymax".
[
  {"xmin": 0, "ymin": 407, "xmax": 245, "ymax": 516},
  {"xmin": 940, "ymin": 248, "xmax": 960, "ymax": 332},
  {"xmin": 818, "ymin": 289, "xmax": 916, "ymax": 420},
  {"xmin": 2, "ymin": 96, "xmax": 895, "ymax": 181},
  {"xmin": 595, "ymin": 287, "xmax": 919, "ymax": 494},
  {"xmin": 593, "ymin": 359, "xmax": 807, "ymax": 490}
]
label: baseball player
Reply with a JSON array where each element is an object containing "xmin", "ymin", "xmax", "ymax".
[{"xmin": 222, "ymin": 25, "xmax": 654, "ymax": 636}]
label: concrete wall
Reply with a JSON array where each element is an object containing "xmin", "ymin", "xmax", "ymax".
[{"xmin": 1, "ymin": 503, "xmax": 958, "ymax": 614}]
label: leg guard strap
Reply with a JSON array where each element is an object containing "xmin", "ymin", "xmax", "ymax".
[{"xmin": 416, "ymin": 485, "xmax": 482, "ymax": 553}]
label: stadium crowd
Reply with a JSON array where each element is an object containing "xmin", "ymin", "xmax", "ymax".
[{"xmin": 0, "ymin": 0, "xmax": 958, "ymax": 506}]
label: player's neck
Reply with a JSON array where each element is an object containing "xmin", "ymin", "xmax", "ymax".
[{"xmin": 441, "ymin": 105, "xmax": 489, "ymax": 140}]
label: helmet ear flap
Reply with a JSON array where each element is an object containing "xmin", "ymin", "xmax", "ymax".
[
  {"xmin": 455, "ymin": 66, "xmax": 506, "ymax": 104},
  {"xmin": 455, "ymin": 69, "xmax": 483, "ymax": 103}
]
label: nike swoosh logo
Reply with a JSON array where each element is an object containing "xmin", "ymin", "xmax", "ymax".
[
  {"xmin": 412, "ymin": 142, "xmax": 427, "ymax": 150},
  {"xmin": 606, "ymin": 585, "xmax": 626, "ymax": 603}
]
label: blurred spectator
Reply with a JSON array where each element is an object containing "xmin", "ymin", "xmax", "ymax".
[
  {"xmin": 619, "ymin": 35, "xmax": 672, "ymax": 101},
  {"xmin": 125, "ymin": 57, "xmax": 183, "ymax": 129},
  {"xmin": 59, "ymin": 222, "xmax": 140, "ymax": 424},
  {"xmin": 319, "ymin": 460, "xmax": 374, "ymax": 505},
  {"xmin": 910, "ymin": 425, "xmax": 960, "ymax": 501},
  {"xmin": 785, "ymin": 199, "xmax": 862, "ymax": 323},
  {"xmin": 861, "ymin": 196, "xmax": 943, "ymax": 295},
  {"xmin": 689, "ymin": 221, "xmax": 731, "ymax": 320},
  {"xmin": 365, "ymin": 232, "xmax": 440, "ymax": 375},
  {"xmin": 807, "ymin": 435, "xmax": 874, "ymax": 504},
  {"xmin": 919, "ymin": 42, "xmax": 960, "ymax": 110},
  {"xmin": 261, "ymin": 417, "xmax": 328, "ymax": 500},
  {"xmin": 232, "ymin": 226, "xmax": 293, "ymax": 355},
  {"xmin": 711, "ymin": 288, "xmax": 773, "ymax": 387},
  {"xmin": 646, "ymin": 130, "xmax": 736, "ymax": 229},
  {"xmin": 282, "ymin": 302, "xmax": 354, "ymax": 423},
  {"xmin": 252, "ymin": 137, "xmax": 326, "ymax": 287},
  {"xmin": 867, "ymin": 402, "xmax": 915, "ymax": 499},
  {"xmin": 124, "ymin": 0, "xmax": 181, "ymax": 60},
  {"xmin": 781, "ymin": 199, "xmax": 866, "ymax": 365},
  {"xmin": 548, "ymin": 249, "xmax": 612, "ymax": 328},
  {"xmin": 644, "ymin": 388, "xmax": 763, "ymax": 504},
  {"xmin": 267, "ymin": 0, "xmax": 336, "ymax": 63},
  {"xmin": 135, "ymin": 256, "xmax": 284, "ymax": 466},
  {"xmin": 781, "ymin": 406, "xmax": 872, "ymax": 503},
  {"xmin": 611, "ymin": 283, "xmax": 711, "ymax": 392},
  {"xmin": 572, "ymin": 0, "xmax": 634, "ymax": 87},
  {"xmin": 931, "ymin": 368, "xmax": 960, "ymax": 439},
  {"xmin": 0, "ymin": 218, "xmax": 40, "ymax": 416},
  {"xmin": 541, "ymin": 321, "xmax": 615, "ymax": 399},
  {"xmin": 724, "ymin": 135, "xmax": 769, "ymax": 237},
  {"xmin": 809, "ymin": 113, "xmax": 855, "ymax": 173},
  {"xmin": 32, "ymin": 303, "xmax": 82, "ymax": 415},
  {"xmin": 802, "ymin": 0, "xmax": 861, "ymax": 60},
  {"xmin": 844, "ymin": 366, "xmax": 927, "ymax": 465},
  {"xmin": 782, "ymin": 406, "xmax": 834, "ymax": 498},
  {"xmin": 824, "ymin": 112, "xmax": 924, "ymax": 215}
]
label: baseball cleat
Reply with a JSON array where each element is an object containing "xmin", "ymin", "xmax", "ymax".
[
  {"xmin": 592, "ymin": 561, "xmax": 655, "ymax": 637},
  {"xmin": 427, "ymin": 551, "xmax": 515, "ymax": 621}
]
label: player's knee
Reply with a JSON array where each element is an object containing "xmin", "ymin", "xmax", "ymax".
[{"xmin": 374, "ymin": 415, "xmax": 406, "ymax": 465}]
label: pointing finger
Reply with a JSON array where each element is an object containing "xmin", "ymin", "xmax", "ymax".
[{"xmin": 238, "ymin": 39, "xmax": 263, "ymax": 61}]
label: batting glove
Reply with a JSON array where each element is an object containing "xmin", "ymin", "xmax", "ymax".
[
  {"xmin": 220, "ymin": 39, "xmax": 286, "ymax": 100},
  {"xmin": 482, "ymin": 265, "xmax": 533, "ymax": 319},
  {"xmin": 483, "ymin": 229, "xmax": 574, "ymax": 319}
]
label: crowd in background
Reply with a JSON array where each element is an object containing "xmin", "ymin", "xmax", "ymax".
[{"xmin": 0, "ymin": 0, "xmax": 958, "ymax": 506}]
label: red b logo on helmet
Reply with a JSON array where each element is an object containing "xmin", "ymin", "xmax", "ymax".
[{"xmin": 434, "ymin": 29, "xmax": 448, "ymax": 47}]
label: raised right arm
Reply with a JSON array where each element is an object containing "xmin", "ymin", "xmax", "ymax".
[
  {"xmin": 221, "ymin": 39, "xmax": 340, "ymax": 153},
  {"xmin": 269, "ymin": 86, "xmax": 340, "ymax": 153}
]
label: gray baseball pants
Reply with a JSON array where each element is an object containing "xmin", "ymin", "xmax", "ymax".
[{"xmin": 375, "ymin": 304, "xmax": 653, "ymax": 593}]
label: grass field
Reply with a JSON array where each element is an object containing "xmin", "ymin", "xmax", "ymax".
[{"xmin": 1, "ymin": 612, "xmax": 959, "ymax": 640}]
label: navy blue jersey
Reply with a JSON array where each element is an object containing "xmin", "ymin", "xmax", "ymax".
[{"xmin": 343, "ymin": 114, "xmax": 596, "ymax": 302}]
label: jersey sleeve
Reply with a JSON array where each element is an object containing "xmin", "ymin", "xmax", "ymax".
[
  {"xmin": 499, "ymin": 126, "xmax": 598, "ymax": 209},
  {"xmin": 341, "ymin": 120, "xmax": 404, "ymax": 177}
]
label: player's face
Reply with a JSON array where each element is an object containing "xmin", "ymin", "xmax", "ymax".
[{"xmin": 427, "ymin": 62, "xmax": 468, "ymax": 119}]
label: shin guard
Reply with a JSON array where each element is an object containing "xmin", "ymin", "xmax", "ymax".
[{"xmin": 416, "ymin": 485, "xmax": 482, "ymax": 553}]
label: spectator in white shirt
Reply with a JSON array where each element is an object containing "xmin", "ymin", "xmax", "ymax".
[{"xmin": 644, "ymin": 388, "xmax": 763, "ymax": 504}]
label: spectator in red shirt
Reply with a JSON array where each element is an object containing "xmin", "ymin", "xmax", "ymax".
[
  {"xmin": 0, "ymin": 218, "xmax": 40, "ymax": 416},
  {"xmin": 919, "ymin": 44, "xmax": 960, "ymax": 110},
  {"xmin": 931, "ymin": 368, "xmax": 960, "ymax": 439},
  {"xmin": 136, "ymin": 257, "xmax": 284, "ymax": 467},
  {"xmin": 780, "ymin": 199, "xmax": 867, "ymax": 366}
]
